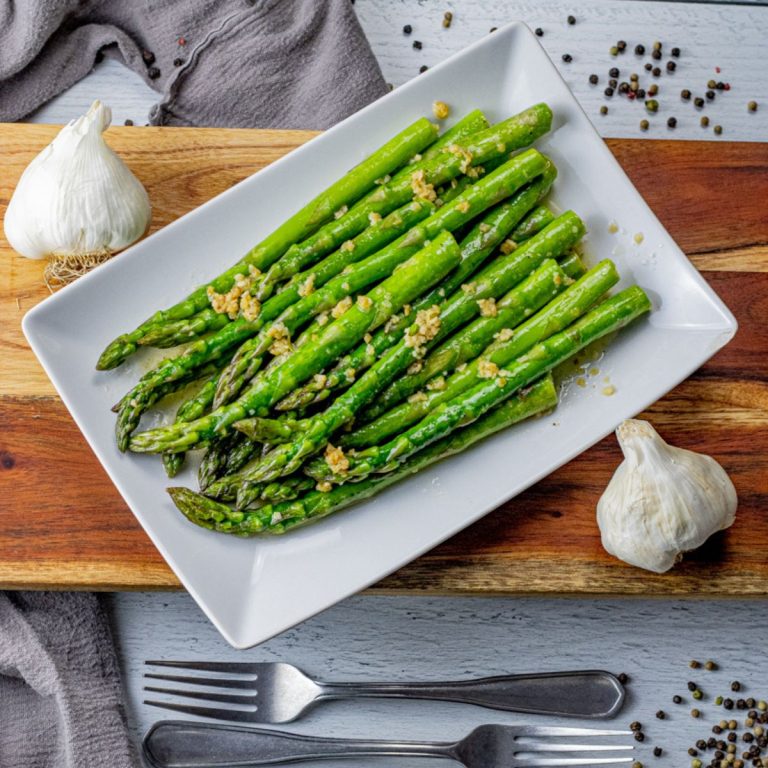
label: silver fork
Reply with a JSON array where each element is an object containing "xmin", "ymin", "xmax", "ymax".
[
  {"xmin": 143, "ymin": 721, "xmax": 633, "ymax": 768},
  {"xmin": 144, "ymin": 661, "xmax": 624, "ymax": 723}
]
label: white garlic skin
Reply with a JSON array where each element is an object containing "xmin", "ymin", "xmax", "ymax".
[
  {"xmin": 3, "ymin": 100, "xmax": 150, "ymax": 259},
  {"xmin": 597, "ymin": 419, "xmax": 737, "ymax": 573}
]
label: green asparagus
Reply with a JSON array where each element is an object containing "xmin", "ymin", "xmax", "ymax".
[
  {"xmin": 346, "ymin": 258, "xmax": 620, "ymax": 449},
  {"xmin": 97, "ymin": 117, "xmax": 440, "ymax": 369},
  {"xmin": 129, "ymin": 231, "xmax": 463, "ymax": 454},
  {"xmin": 168, "ymin": 374, "xmax": 558, "ymax": 535}
]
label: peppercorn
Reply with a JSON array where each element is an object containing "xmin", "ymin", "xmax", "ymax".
[
  {"xmin": 600, "ymin": 105, "xmax": 608, "ymax": 115},
  {"xmin": 692, "ymin": 759, "xmax": 702, "ymax": 768},
  {"xmin": 173, "ymin": 57, "xmax": 183, "ymax": 67},
  {"xmin": 617, "ymin": 40, "xmax": 627, "ymax": 51},
  {"xmin": 738, "ymin": 700, "xmax": 748, "ymax": 710},
  {"xmin": 671, "ymin": 46, "xmax": 681, "ymax": 56},
  {"xmin": 535, "ymin": 27, "xmax": 543, "ymax": 36},
  {"xmin": 656, "ymin": 711, "xmax": 666, "ymax": 719},
  {"xmin": 605, "ymin": 87, "xmax": 615, "ymax": 97},
  {"xmin": 725, "ymin": 699, "xmax": 735, "ymax": 709},
  {"xmin": 403, "ymin": 24, "xmax": 412, "ymax": 34},
  {"xmin": 413, "ymin": 40, "xmax": 423, "ymax": 49},
  {"xmin": 729, "ymin": 733, "xmax": 738, "ymax": 743},
  {"xmin": 562, "ymin": 53, "xmax": 573, "ymax": 63},
  {"xmin": 732, "ymin": 682, "xmax": 743, "ymax": 692},
  {"xmin": 653, "ymin": 747, "xmax": 662, "ymax": 757},
  {"xmin": 620, "ymin": 82, "xmax": 630, "ymax": 94},
  {"xmin": 666, "ymin": 60, "xmax": 676, "ymax": 72},
  {"xmin": 653, "ymin": 40, "xmax": 662, "ymax": 50},
  {"xmin": 634, "ymin": 731, "xmax": 645, "ymax": 742},
  {"xmin": 717, "ymin": 81, "xmax": 725, "ymax": 90},
  {"xmin": 632, "ymin": 762, "xmax": 643, "ymax": 768},
  {"xmin": 567, "ymin": 14, "xmax": 576, "ymax": 24},
  {"xmin": 648, "ymin": 83, "xmax": 659, "ymax": 96},
  {"xmin": 708, "ymin": 79, "xmax": 717, "ymax": 89},
  {"xmin": 419, "ymin": 65, "xmax": 428, "ymax": 73},
  {"xmin": 706, "ymin": 90, "xmax": 716, "ymax": 100},
  {"xmin": 141, "ymin": 49, "xmax": 155, "ymax": 65},
  {"xmin": 652, "ymin": 49, "xmax": 662, "ymax": 60},
  {"xmin": 746, "ymin": 699, "xmax": 756, "ymax": 709},
  {"xmin": 635, "ymin": 44, "xmax": 645, "ymax": 55},
  {"xmin": 707, "ymin": 737, "xmax": 717, "ymax": 748},
  {"xmin": 715, "ymin": 726, "xmax": 724, "ymax": 734},
  {"xmin": 681, "ymin": 88, "xmax": 691, "ymax": 100},
  {"xmin": 630, "ymin": 722, "xmax": 643, "ymax": 732},
  {"xmin": 609, "ymin": 67, "xmax": 620, "ymax": 78},
  {"xmin": 645, "ymin": 99, "xmax": 659, "ymax": 113},
  {"xmin": 147, "ymin": 66, "xmax": 160, "ymax": 80},
  {"xmin": 694, "ymin": 690, "xmax": 703, "ymax": 700},
  {"xmin": 745, "ymin": 734, "xmax": 755, "ymax": 744},
  {"xmin": 689, "ymin": 748, "xmax": 699, "ymax": 757},
  {"xmin": 759, "ymin": 701, "xmax": 767, "ymax": 711},
  {"xmin": 694, "ymin": 97, "xmax": 705, "ymax": 108},
  {"xmin": 442, "ymin": 11, "xmax": 453, "ymax": 28},
  {"xmin": 630, "ymin": 81, "xmax": 639, "ymax": 92},
  {"xmin": 645, "ymin": 62, "xmax": 653, "ymax": 71},
  {"xmin": 688, "ymin": 682, "xmax": 698, "ymax": 692},
  {"xmin": 610, "ymin": 46, "xmax": 619, "ymax": 56},
  {"xmin": 652, "ymin": 67, "xmax": 661, "ymax": 77},
  {"xmin": 609, "ymin": 78, "xmax": 618, "ymax": 88},
  {"xmin": 692, "ymin": 708, "xmax": 701, "ymax": 717},
  {"xmin": 589, "ymin": 74, "xmax": 599, "ymax": 84},
  {"xmin": 674, "ymin": 695, "xmax": 684, "ymax": 704},
  {"xmin": 489, "ymin": 27, "xmax": 498, "ymax": 33},
  {"xmin": 637, "ymin": 88, "xmax": 646, "ymax": 98},
  {"xmin": 124, "ymin": 119, "xmax": 134, "ymax": 126}
]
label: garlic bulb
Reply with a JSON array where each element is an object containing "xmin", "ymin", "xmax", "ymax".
[
  {"xmin": 3, "ymin": 100, "xmax": 150, "ymax": 278},
  {"xmin": 597, "ymin": 419, "xmax": 737, "ymax": 573}
]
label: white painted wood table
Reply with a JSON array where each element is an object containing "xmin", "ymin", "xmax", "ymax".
[{"xmin": 16, "ymin": 0, "xmax": 768, "ymax": 764}]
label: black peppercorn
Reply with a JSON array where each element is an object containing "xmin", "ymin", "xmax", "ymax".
[
  {"xmin": 489, "ymin": 27, "xmax": 498, "ymax": 33},
  {"xmin": 644, "ymin": 62, "xmax": 653, "ymax": 71},
  {"xmin": 419, "ymin": 65, "xmax": 428, "ymax": 73},
  {"xmin": 652, "ymin": 49, "xmax": 662, "ymax": 60},
  {"xmin": 124, "ymin": 119, "xmax": 134, "ymax": 126},
  {"xmin": 729, "ymin": 733, "xmax": 738, "ymax": 743},
  {"xmin": 717, "ymin": 81, "xmax": 725, "ymax": 90},
  {"xmin": 562, "ymin": 53, "xmax": 573, "ymax": 62},
  {"xmin": 634, "ymin": 732, "xmax": 645, "ymax": 742},
  {"xmin": 617, "ymin": 40, "xmax": 627, "ymax": 51},
  {"xmin": 617, "ymin": 673, "xmax": 629, "ymax": 685},
  {"xmin": 673, "ymin": 695, "xmax": 683, "ymax": 704},
  {"xmin": 403, "ymin": 24, "xmax": 412, "ymax": 34},
  {"xmin": 142, "ymin": 49, "xmax": 155, "ymax": 65},
  {"xmin": 637, "ymin": 88, "xmax": 646, "ymax": 98},
  {"xmin": 173, "ymin": 57, "xmax": 183, "ymax": 67},
  {"xmin": 714, "ymin": 726, "xmax": 724, "ymax": 734},
  {"xmin": 413, "ymin": 40, "xmax": 423, "ymax": 50},
  {"xmin": 697, "ymin": 740, "xmax": 708, "ymax": 750},
  {"xmin": 609, "ymin": 67, "xmax": 620, "ymax": 78},
  {"xmin": 724, "ymin": 699, "xmax": 735, "ymax": 709},
  {"xmin": 732, "ymin": 682, "xmax": 742, "ymax": 692},
  {"xmin": 653, "ymin": 747, "xmax": 662, "ymax": 757},
  {"xmin": 681, "ymin": 89, "xmax": 691, "ymax": 100},
  {"xmin": 666, "ymin": 60, "xmax": 676, "ymax": 72},
  {"xmin": 635, "ymin": 44, "xmax": 645, "ymax": 55},
  {"xmin": 744, "ymin": 734, "xmax": 755, "ymax": 743},
  {"xmin": 688, "ymin": 682, "xmax": 698, "ymax": 692},
  {"xmin": 567, "ymin": 14, "xmax": 576, "ymax": 24},
  {"xmin": 652, "ymin": 66, "xmax": 661, "ymax": 77},
  {"xmin": 694, "ymin": 96, "xmax": 705, "ymax": 108},
  {"xmin": 589, "ymin": 74, "xmax": 599, "ymax": 84},
  {"xmin": 671, "ymin": 46, "xmax": 680, "ymax": 56},
  {"xmin": 609, "ymin": 78, "xmax": 618, "ymax": 87},
  {"xmin": 619, "ymin": 82, "xmax": 630, "ymax": 93},
  {"xmin": 630, "ymin": 722, "xmax": 642, "ymax": 732},
  {"xmin": 147, "ymin": 66, "xmax": 160, "ymax": 80},
  {"xmin": 689, "ymin": 748, "xmax": 699, "ymax": 757},
  {"xmin": 705, "ymin": 661, "xmax": 718, "ymax": 670},
  {"xmin": 738, "ymin": 699, "xmax": 747, "ymax": 709},
  {"xmin": 656, "ymin": 711, "xmax": 666, "ymax": 720},
  {"xmin": 605, "ymin": 87, "xmax": 615, "ymax": 97},
  {"xmin": 535, "ymin": 27, "xmax": 543, "ymax": 36},
  {"xmin": 706, "ymin": 89, "xmax": 715, "ymax": 100}
]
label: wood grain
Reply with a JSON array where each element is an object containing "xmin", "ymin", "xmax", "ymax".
[{"xmin": 0, "ymin": 123, "xmax": 766, "ymax": 593}]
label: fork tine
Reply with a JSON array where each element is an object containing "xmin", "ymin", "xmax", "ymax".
[
  {"xmin": 143, "ymin": 699, "xmax": 256, "ymax": 722},
  {"xmin": 145, "ymin": 660, "xmax": 257, "ymax": 674},
  {"xmin": 523, "ymin": 759, "xmax": 634, "ymax": 766},
  {"xmin": 143, "ymin": 686, "xmax": 257, "ymax": 705},
  {"xmin": 515, "ymin": 727, "xmax": 632, "ymax": 738},
  {"xmin": 144, "ymin": 672, "xmax": 256, "ymax": 689}
]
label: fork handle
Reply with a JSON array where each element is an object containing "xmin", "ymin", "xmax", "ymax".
[
  {"xmin": 318, "ymin": 670, "xmax": 623, "ymax": 718},
  {"xmin": 143, "ymin": 721, "xmax": 453, "ymax": 767}
]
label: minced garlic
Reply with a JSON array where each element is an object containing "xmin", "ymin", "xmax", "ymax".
[
  {"xmin": 457, "ymin": 200, "xmax": 470, "ymax": 214},
  {"xmin": 410, "ymin": 169, "xmax": 437, "ymax": 202},
  {"xmin": 478, "ymin": 359, "xmax": 499, "ymax": 379},
  {"xmin": 447, "ymin": 143, "xmax": 473, "ymax": 174},
  {"xmin": 267, "ymin": 322, "xmax": 292, "ymax": 356},
  {"xmin": 404, "ymin": 305, "xmax": 441, "ymax": 355},
  {"xmin": 345, "ymin": 368, "xmax": 356, "ymax": 383},
  {"xmin": 500, "ymin": 239, "xmax": 517, "ymax": 254},
  {"xmin": 239, "ymin": 293, "xmax": 261, "ymax": 321},
  {"xmin": 341, "ymin": 240, "xmax": 355, "ymax": 252},
  {"xmin": 313, "ymin": 373, "xmax": 327, "ymax": 389},
  {"xmin": 478, "ymin": 223, "xmax": 491, "ymax": 233},
  {"xmin": 432, "ymin": 100, "xmax": 450, "ymax": 120},
  {"xmin": 495, "ymin": 327, "xmax": 514, "ymax": 342},
  {"xmin": 298, "ymin": 273, "xmax": 316, "ymax": 298},
  {"xmin": 316, "ymin": 481, "xmax": 332, "ymax": 493},
  {"xmin": 477, "ymin": 297, "xmax": 497, "ymax": 317},
  {"xmin": 426, "ymin": 376, "xmax": 446, "ymax": 391},
  {"xmin": 331, "ymin": 296, "xmax": 353, "ymax": 318},
  {"xmin": 334, "ymin": 205, "xmax": 348, "ymax": 220},
  {"xmin": 357, "ymin": 295, "xmax": 373, "ymax": 311},
  {"xmin": 368, "ymin": 211, "xmax": 382, "ymax": 225},
  {"xmin": 408, "ymin": 391, "xmax": 429, "ymax": 403},
  {"xmin": 325, "ymin": 443, "xmax": 349, "ymax": 475}
]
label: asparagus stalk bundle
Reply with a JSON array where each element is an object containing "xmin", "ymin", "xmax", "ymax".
[{"xmin": 95, "ymin": 104, "xmax": 653, "ymax": 538}]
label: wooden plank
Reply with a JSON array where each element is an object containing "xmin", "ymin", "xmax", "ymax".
[{"xmin": 0, "ymin": 124, "xmax": 766, "ymax": 593}]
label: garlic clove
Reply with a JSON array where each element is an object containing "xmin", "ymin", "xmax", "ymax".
[
  {"xmin": 3, "ymin": 100, "xmax": 151, "ymax": 262},
  {"xmin": 597, "ymin": 419, "xmax": 737, "ymax": 573}
]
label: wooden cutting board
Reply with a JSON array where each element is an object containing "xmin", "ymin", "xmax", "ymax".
[{"xmin": 1, "ymin": 124, "xmax": 766, "ymax": 594}]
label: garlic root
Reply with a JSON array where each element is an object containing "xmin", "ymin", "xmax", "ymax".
[{"xmin": 597, "ymin": 419, "xmax": 737, "ymax": 573}]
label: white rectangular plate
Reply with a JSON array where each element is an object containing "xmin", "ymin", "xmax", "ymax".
[{"xmin": 23, "ymin": 22, "xmax": 736, "ymax": 648}]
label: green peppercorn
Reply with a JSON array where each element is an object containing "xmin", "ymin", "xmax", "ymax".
[
  {"xmin": 716, "ymin": 695, "xmax": 724, "ymax": 704},
  {"xmin": 693, "ymin": 690, "xmax": 703, "ymax": 700},
  {"xmin": 692, "ymin": 759, "xmax": 702, "ymax": 768},
  {"xmin": 708, "ymin": 79, "xmax": 717, "ymax": 89},
  {"xmin": 645, "ymin": 99, "xmax": 659, "ymax": 113},
  {"xmin": 610, "ymin": 46, "xmax": 619, "ymax": 56},
  {"xmin": 758, "ymin": 701, "xmax": 767, "ymax": 711},
  {"xmin": 747, "ymin": 100, "xmax": 758, "ymax": 111},
  {"xmin": 600, "ymin": 105, "xmax": 608, "ymax": 115}
]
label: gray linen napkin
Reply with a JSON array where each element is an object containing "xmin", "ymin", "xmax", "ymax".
[
  {"xmin": 0, "ymin": 592, "xmax": 135, "ymax": 767},
  {"xmin": 0, "ymin": 0, "xmax": 388, "ymax": 128},
  {"xmin": 1, "ymin": 2, "xmax": 386, "ymax": 766}
]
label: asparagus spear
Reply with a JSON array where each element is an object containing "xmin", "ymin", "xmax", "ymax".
[
  {"xmin": 97, "ymin": 117, "xmax": 440, "ymax": 370},
  {"xmin": 510, "ymin": 205, "xmax": 556, "ymax": 240},
  {"xmin": 213, "ymin": 149, "xmax": 552, "ymax": 407},
  {"xmin": 225, "ymin": 214, "xmax": 585, "ymax": 498},
  {"xmin": 225, "ymin": 436, "xmax": 261, "ymax": 475},
  {"xmin": 345, "ymin": 258, "xmax": 620, "ymax": 449},
  {"xmin": 310, "ymin": 287, "xmax": 651, "ymax": 484},
  {"xmin": 168, "ymin": 374, "xmax": 558, "ymax": 536},
  {"xmin": 250, "ymin": 110, "xmax": 491, "ymax": 303},
  {"xmin": 114, "ymin": 196, "xmax": 436, "ymax": 449},
  {"xmin": 129, "ymin": 231, "xmax": 463, "ymax": 454},
  {"xmin": 275, "ymin": 166, "xmax": 558, "ymax": 412},
  {"xmin": 230, "ymin": 258, "xmax": 570, "ymax": 449},
  {"xmin": 198, "ymin": 434, "xmax": 242, "ymax": 490},
  {"xmin": 372, "ymin": 256, "xmax": 583, "ymax": 413}
]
